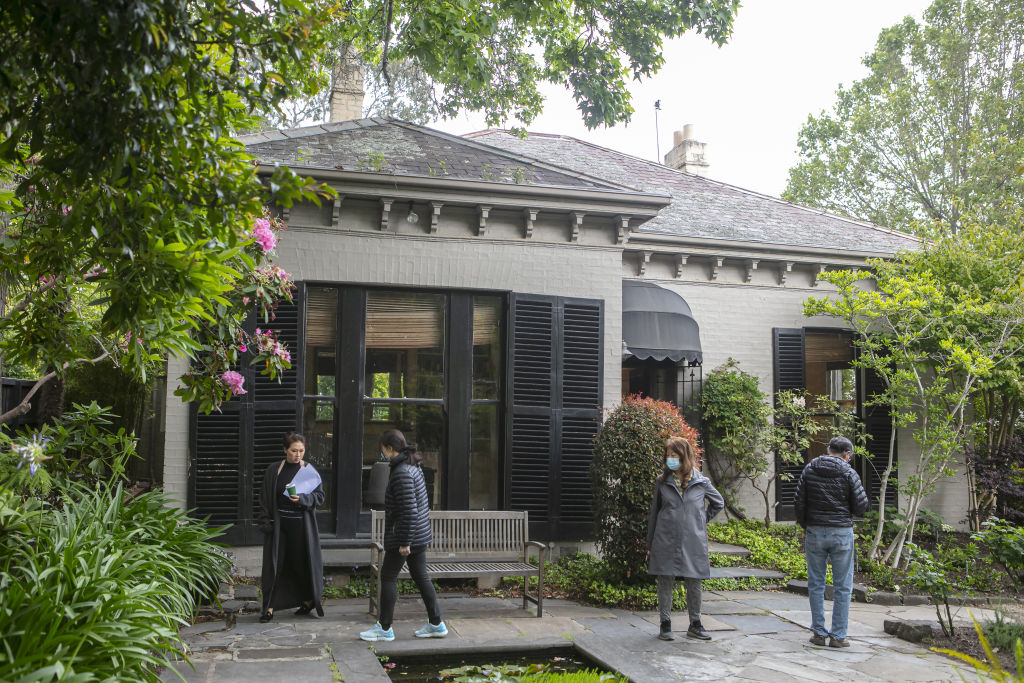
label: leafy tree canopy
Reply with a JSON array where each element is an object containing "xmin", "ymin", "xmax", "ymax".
[
  {"xmin": 783, "ymin": 0, "xmax": 1024, "ymax": 234},
  {"xmin": 0, "ymin": 0, "xmax": 335, "ymax": 422},
  {"xmin": 337, "ymin": 0, "xmax": 740, "ymax": 129}
]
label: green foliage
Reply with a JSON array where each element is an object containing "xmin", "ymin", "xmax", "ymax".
[
  {"xmin": 805, "ymin": 219, "xmax": 1024, "ymax": 567},
  {"xmin": 701, "ymin": 359, "xmax": 771, "ymax": 519},
  {"xmin": 984, "ymin": 610, "xmax": 1024, "ymax": 657},
  {"xmin": 339, "ymin": 0, "xmax": 740, "ymax": 129},
  {"xmin": 432, "ymin": 660, "xmax": 625, "ymax": 682},
  {"xmin": 541, "ymin": 553, "xmax": 775, "ymax": 611},
  {"xmin": 905, "ymin": 542, "xmax": 955, "ymax": 637},
  {"xmin": 0, "ymin": 0, "xmax": 335, "ymax": 422},
  {"xmin": 590, "ymin": 395, "xmax": 700, "ymax": 582},
  {"xmin": 933, "ymin": 614, "xmax": 1024, "ymax": 682},
  {"xmin": 0, "ymin": 483, "xmax": 232, "ymax": 681},
  {"xmin": 706, "ymin": 520, "xmax": 808, "ymax": 580},
  {"xmin": 783, "ymin": 0, "xmax": 1024, "ymax": 234},
  {"xmin": 973, "ymin": 518, "xmax": 1024, "ymax": 588}
]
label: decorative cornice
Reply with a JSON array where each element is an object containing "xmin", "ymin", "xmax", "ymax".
[
  {"xmin": 477, "ymin": 205, "xmax": 491, "ymax": 237},
  {"xmin": 379, "ymin": 198, "xmax": 393, "ymax": 231},
  {"xmin": 429, "ymin": 202, "xmax": 443, "ymax": 234},
  {"xmin": 523, "ymin": 208, "xmax": 538, "ymax": 239}
]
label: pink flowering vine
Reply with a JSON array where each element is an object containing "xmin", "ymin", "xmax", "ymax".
[
  {"xmin": 252, "ymin": 218, "xmax": 276, "ymax": 253},
  {"xmin": 221, "ymin": 370, "xmax": 247, "ymax": 396}
]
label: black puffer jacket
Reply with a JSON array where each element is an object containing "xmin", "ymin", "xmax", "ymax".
[
  {"xmin": 793, "ymin": 455, "xmax": 869, "ymax": 528},
  {"xmin": 383, "ymin": 451, "xmax": 433, "ymax": 550}
]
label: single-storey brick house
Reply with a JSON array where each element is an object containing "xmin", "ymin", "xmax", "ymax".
[{"xmin": 160, "ymin": 109, "xmax": 967, "ymax": 570}]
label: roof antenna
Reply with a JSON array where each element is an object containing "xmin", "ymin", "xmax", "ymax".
[{"xmin": 654, "ymin": 100, "xmax": 662, "ymax": 164}]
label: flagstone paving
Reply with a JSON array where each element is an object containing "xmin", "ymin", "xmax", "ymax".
[{"xmin": 161, "ymin": 590, "xmax": 986, "ymax": 682}]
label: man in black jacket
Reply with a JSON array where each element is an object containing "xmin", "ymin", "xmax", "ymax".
[{"xmin": 794, "ymin": 436, "xmax": 869, "ymax": 649}]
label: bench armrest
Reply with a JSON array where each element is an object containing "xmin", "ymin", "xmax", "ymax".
[
  {"xmin": 524, "ymin": 540, "xmax": 547, "ymax": 564},
  {"xmin": 370, "ymin": 540, "xmax": 384, "ymax": 568}
]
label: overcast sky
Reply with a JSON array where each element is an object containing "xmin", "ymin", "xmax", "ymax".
[{"xmin": 434, "ymin": 0, "xmax": 933, "ymax": 198}]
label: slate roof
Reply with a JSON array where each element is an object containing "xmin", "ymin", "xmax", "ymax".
[
  {"xmin": 239, "ymin": 118, "xmax": 621, "ymax": 191},
  {"xmin": 465, "ymin": 130, "xmax": 919, "ymax": 255}
]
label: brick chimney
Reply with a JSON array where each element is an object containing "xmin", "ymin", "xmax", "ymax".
[
  {"xmin": 664, "ymin": 124, "xmax": 709, "ymax": 176},
  {"xmin": 328, "ymin": 45, "xmax": 365, "ymax": 123}
]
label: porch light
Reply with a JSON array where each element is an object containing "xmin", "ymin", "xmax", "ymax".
[{"xmin": 406, "ymin": 201, "xmax": 419, "ymax": 224}]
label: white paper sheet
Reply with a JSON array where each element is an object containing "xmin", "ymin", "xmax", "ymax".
[{"xmin": 284, "ymin": 463, "xmax": 322, "ymax": 497}]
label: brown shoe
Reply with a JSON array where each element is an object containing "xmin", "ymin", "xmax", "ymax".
[
  {"xmin": 828, "ymin": 637, "xmax": 850, "ymax": 648},
  {"xmin": 809, "ymin": 634, "xmax": 826, "ymax": 646}
]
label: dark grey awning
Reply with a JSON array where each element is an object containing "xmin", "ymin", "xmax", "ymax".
[{"xmin": 622, "ymin": 280, "xmax": 702, "ymax": 363}]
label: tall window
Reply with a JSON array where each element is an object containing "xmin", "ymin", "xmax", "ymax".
[
  {"xmin": 804, "ymin": 330, "xmax": 855, "ymax": 460},
  {"xmin": 362, "ymin": 292, "xmax": 446, "ymax": 508},
  {"xmin": 470, "ymin": 296, "xmax": 502, "ymax": 509},
  {"xmin": 302, "ymin": 286, "xmax": 338, "ymax": 529}
]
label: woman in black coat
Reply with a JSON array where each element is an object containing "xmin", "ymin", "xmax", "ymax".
[
  {"xmin": 359, "ymin": 429, "xmax": 447, "ymax": 641},
  {"xmin": 257, "ymin": 431, "xmax": 325, "ymax": 622}
]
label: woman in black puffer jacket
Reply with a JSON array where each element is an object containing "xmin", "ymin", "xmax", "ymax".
[{"xmin": 360, "ymin": 429, "xmax": 446, "ymax": 641}]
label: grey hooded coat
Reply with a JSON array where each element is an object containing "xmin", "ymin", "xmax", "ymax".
[{"xmin": 646, "ymin": 469, "xmax": 725, "ymax": 579}]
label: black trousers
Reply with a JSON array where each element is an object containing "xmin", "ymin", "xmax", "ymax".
[
  {"xmin": 269, "ymin": 515, "xmax": 313, "ymax": 610},
  {"xmin": 379, "ymin": 546, "xmax": 441, "ymax": 630}
]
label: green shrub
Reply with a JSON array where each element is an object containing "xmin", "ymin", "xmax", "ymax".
[
  {"xmin": 973, "ymin": 518, "xmax": 1024, "ymax": 587},
  {"xmin": 0, "ymin": 483, "xmax": 231, "ymax": 681},
  {"xmin": 0, "ymin": 403, "xmax": 137, "ymax": 498},
  {"xmin": 905, "ymin": 542, "xmax": 955, "ymax": 637},
  {"xmin": 701, "ymin": 360, "xmax": 772, "ymax": 522},
  {"xmin": 984, "ymin": 610, "xmax": 1024, "ymax": 655},
  {"xmin": 527, "ymin": 671, "xmax": 627, "ymax": 682},
  {"xmin": 590, "ymin": 395, "xmax": 700, "ymax": 582}
]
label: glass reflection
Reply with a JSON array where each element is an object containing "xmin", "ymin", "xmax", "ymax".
[
  {"xmin": 361, "ymin": 402, "xmax": 445, "ymax": 510},
  {"xmin": 305, "ymin": 287, "xmax": 338, "ymax": 397},
  {"xmin": 365, "ymin": 291, "xmax": 445, "ymax": 399},
  {"xmin": 302, "ymin": 399, "xmax": 335, "ymax": 529},
  {"xmin": 472, "ymin": 296, "xmax": 502, "ymax": 400},
  {"xmin": 470, "ymin": 404, "xmax": 499, "ymax": 509}
]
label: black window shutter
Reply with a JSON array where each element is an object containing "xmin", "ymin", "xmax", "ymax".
[
  {"xmin": 557, "ymin": 301, "xmax": 602, "ymax": 537},
  {"xmin": 860, "ymin": 367, "xmax": 897, "ymax": 512},
  {"xmin": 190, "ymin": 284, "xmax": 304, "ymax": 545},
  {"xmin": 247, "ymin": 285, "xmax": 303, "ymax": 544},
  {"xmin": 508, "ymin": 296, "xmax": 555, "ymax": 533},
  {"xmin": 507, "ymin": 294, "xmax": 602, "ymax": 541},
  {"xmin": 773, "ymin": 327, "xmax": 806, "ymax": 521},
  {"xmin": 191, "ymin": 409, "xmax": 246, "ymax": 544}
]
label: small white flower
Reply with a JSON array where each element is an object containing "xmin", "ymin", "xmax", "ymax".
[{"xmin": 792, "ymin": 396, "xmax": 806, "ymax": 408}]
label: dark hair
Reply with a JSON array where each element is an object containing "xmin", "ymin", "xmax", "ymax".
[
  {"xmin": 283, "ymin": 431, "xmax": 307, "ymax": 450},
  {"xmin": 828, "ymin": 436, "xmax": 854, "ymax": 457},
  {"xmin": 659, "ymin": 436, "xmax": 696, "ymax": 482},
  {"xmin": 379, "ymin": 429, "xmax": 421, "ymax": 464}
]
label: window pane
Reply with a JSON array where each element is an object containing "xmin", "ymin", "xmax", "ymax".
[
  {"xmin": 305, "ymin": 287, "xmax": 338, "ymax": 396},
  {"xmin": 362, "ymin": 402, "xmax": 445, "ymax": 510},
  {"xmin": 302, "ymin": 399, "xmax": 335, "ymax": 519},
  {"xmin": 472, "ymin": 296, "xmax": 503, "ymax": 400},
  {"xmin": 470, "ymin": 404, "xmax": 500, "ymax": 509},
  {"xmin": 365, "ymin": 291, "xmax": 444, "ymax": 399}
]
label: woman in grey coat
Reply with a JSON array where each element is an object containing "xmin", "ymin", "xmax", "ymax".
[{"xmin": 647, "ymin": 436, "xmax": 725, "ymax": 641}]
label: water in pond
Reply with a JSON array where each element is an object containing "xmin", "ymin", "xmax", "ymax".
[{"xmin": 383, "ymin": 649, "xmax": 622, "ymax": 681}]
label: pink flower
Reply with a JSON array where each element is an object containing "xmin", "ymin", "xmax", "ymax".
[
  {"xmin": 252, "ymin": 219, "xmax": 276, "ymax": 253},
  {"xmin": 221, "ymin": 370, "xmax": 247, "ymax": 396},
  {"xmin": 239, "ymin": 344, "xmax": 247, "ymax": 353},
  {"xmin": 242, "ymin": 296, "xmax": 251, "ymax": 305},
  {"xmin": 276, "ymin": 348, "xmax": 291, "ymax": 363}
]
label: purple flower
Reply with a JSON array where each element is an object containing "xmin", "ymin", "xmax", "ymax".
[{"xmin": 221, "ymin": 370, "xmax": 247, "ymax": 396}]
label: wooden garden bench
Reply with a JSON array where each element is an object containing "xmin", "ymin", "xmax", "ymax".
[{"xmin": 369, "ymin": 509, "xmax": 546, "ymax": 618}]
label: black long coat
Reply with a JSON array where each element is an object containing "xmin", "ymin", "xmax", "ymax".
[
  {"xmin": 257, "ymin": 460, "xmax": 325, "ymax": 612},
  {"xmin": 383, "ymin": 451, "xmax": 432, "ymax": 550}
]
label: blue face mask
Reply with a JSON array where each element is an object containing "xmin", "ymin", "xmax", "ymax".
[
  {"xmin": 665, "ymin": 457, "xmax": 680, "ymax": 471},
  {"xmin": 380, "ymin": 450, "xmax": 389, "ymax": 462}
]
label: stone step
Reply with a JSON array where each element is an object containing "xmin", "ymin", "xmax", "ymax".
[
  {"xmin": 709, "ymin": 567, "xmax": 785, "ymax": 580},
  {"xmin": 708, "ymin": 541, "xmax": 751, "ymax": 558}
]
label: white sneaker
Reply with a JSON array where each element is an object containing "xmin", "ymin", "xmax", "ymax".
[
  {"xmin": 413, "ymin": 621, "xmax": 448, "ymax": 638},
  {"xmin": 359, "ymin": 622, "xmax": 395, "ymax": 641}
]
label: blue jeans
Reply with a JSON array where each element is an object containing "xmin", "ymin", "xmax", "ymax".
[{"xmin": 805, "ymin": 525, "xmax": 855, "ymax": 640}]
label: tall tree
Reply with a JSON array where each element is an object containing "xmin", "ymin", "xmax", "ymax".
[{"xmin": 783, "ymin": 0, "xmax": 1024, "ymax": 234}]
